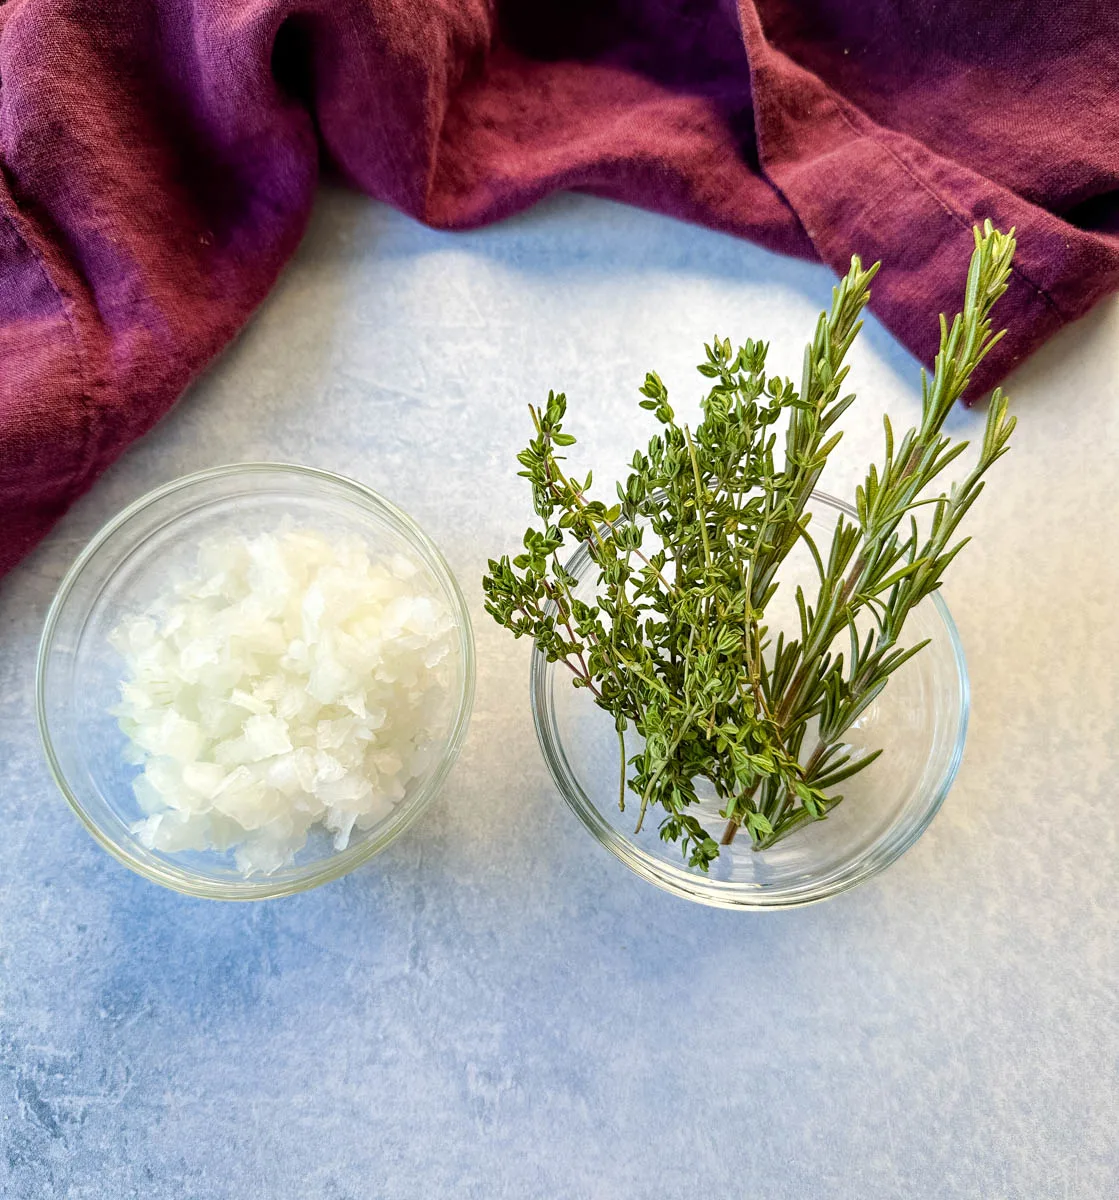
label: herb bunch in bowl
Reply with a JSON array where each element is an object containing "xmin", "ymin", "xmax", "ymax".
[{"xmin": 483, "ymin": 224, "xmax": 1016, "ymax": 871}]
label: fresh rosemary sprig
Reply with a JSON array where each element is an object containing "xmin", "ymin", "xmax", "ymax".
[{"xmin": 484, "ymin": 223, "xmax": 1016, "ymax": 870}]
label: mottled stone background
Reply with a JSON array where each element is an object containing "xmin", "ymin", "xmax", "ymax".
[{"xmin": 1, "ymin": 189, "xmax": 1116, "ymax": 1198}]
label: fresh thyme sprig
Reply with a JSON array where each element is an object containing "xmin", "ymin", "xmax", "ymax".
[{"xmin": 484, "ymin": 223, "xmax": 1016, "ymax": 870}]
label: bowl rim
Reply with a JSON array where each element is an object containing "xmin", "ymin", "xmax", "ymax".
[
  {"xmin": 36, "ymin": 461, "xmax": 476, "ymax": 900},
  {"xmin": 529, "ymin": 489, "xmax": 970, "ymax": 910}
]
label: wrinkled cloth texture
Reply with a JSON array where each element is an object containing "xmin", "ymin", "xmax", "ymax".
[{"xmin": 1, "ymin": 1, "xmax": 1118, "ymax": 576}]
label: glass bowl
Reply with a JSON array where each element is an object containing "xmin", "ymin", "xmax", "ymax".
[
  {"xmin": 37, "ymin": 463, "xmax": 475, "ymax": 900},
  {"xmin": 530, "ymin": 491, "xmax": 968, "ymax": 909}
]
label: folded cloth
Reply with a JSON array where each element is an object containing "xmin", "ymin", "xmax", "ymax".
[{"xmin": 1, "ymin": 1, "xmax": 1117, "ymax": 576}]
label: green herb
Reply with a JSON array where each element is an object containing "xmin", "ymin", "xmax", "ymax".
[{"xmin": 483, "ymin": 223, "xmax": 1016, "ymax": 870}]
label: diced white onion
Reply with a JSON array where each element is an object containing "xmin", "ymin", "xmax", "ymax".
[{"xmin": 109, "ymin": 527, "xmax": 456, "ymax": 875}]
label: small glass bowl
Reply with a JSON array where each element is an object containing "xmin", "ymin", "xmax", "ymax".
[
  {"xmin": 37, "ymin": 463, "xmax": 475, "ymax": 900},
  {"xmin": 530, "ymin": 491, "xmax": 969, "ymax": 909}
]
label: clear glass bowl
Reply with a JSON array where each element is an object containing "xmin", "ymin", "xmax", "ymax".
[
  {"xmin": 37, "ymin": 463, "xmax": 475, "ymax": 900},
  {"xmin": 530, "ymin": 491, "xmax": 968, "ymax": 909}
]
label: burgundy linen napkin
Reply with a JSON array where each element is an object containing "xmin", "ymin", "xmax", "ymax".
[{"xmin": 1, "ymin": 0, "xmax": 1117, "ymax": 576}]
